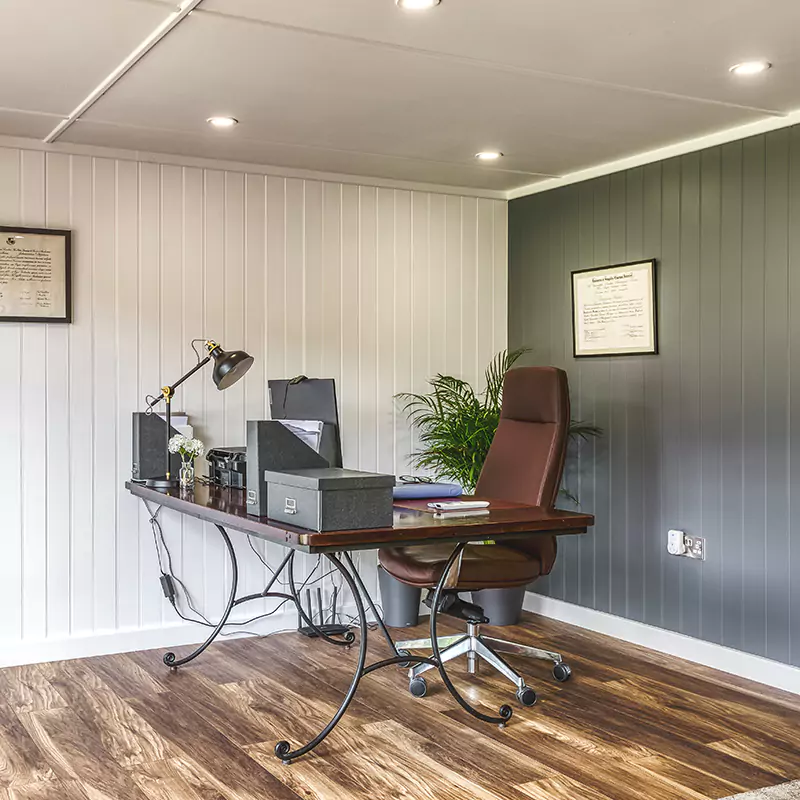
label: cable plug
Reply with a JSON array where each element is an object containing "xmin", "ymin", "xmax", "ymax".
[{"xmin": 160, "ymin": 574, "xmax": 177, "ymax": 601}]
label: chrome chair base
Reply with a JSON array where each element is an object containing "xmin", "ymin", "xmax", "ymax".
[{"xmin": 397, "ymin": 622, "xmax": 571, "ymax": 705}]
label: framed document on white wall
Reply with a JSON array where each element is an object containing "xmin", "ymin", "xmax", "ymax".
[
  {"xmin": 571, "ymin": 259, "xmax": 658, "ymax": 358},
  {"xmin": 0, "ymin": 226, "xmax": 72, "ymax": 323}
]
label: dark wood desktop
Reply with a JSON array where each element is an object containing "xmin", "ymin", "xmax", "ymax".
[{"xmin": 125, "ymin": 481, "xmax": 592, "ymax": 553}]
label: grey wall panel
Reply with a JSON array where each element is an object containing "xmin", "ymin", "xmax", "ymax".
[
  {"xmin": 642, "ymin": 162, "xmax": 664, "ymax": 630},
  {"xmin": 509, "ymin": 127, "xmax": 800, "ymax": 668},
  {"xmin": 660, "ymin": 156, "xmax": 683, "ymax": 637},
  {"xmin": 790, "ymin": 127, "xmax": 800, "ymax": 668},
  {"xmin": 740, "ymin": 135, "xmax": 767, "ymax": 659},
  {"xmin": 699, "ymin": 147, "xmax": 723, "ymax": 647}
]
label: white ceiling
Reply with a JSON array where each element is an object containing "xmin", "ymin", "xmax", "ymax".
[{"xmin": 2, "ymin": 0, "xmax": 799, "ymax": 193}]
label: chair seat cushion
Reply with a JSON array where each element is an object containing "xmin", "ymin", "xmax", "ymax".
[{"xmin": 379, "ymin": 543, "xmax": 543, "ymax": 590}]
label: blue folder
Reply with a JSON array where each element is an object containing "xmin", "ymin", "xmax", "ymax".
[{"xmin": 392, "ymin": 481, "xmax": 463, "ymax": 500}]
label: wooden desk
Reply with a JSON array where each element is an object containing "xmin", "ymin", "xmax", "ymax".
[
  {"xmin": 126, "ymin": 480, "xmax": 593, "ymax": 764},
  {"xmin": 125, "ymin": 481, "xmax": 592, "ymax": 553}
]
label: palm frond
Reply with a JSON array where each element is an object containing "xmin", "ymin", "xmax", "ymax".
[
  {"xmin": 397, "ymin": 349, "xmax": 603, "ymax": 495},
  {"xmin": 484, "ymin": 347, "xmax": 529, "ymax": 410},
  {"xmin": 569, "ymin": 420, "xmax": 603, "ymax": 441}
]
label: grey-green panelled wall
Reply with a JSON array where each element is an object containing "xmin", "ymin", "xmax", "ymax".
[{"xmin": 509, "ymin": 125, "xmax": 800, "ymax": 668}]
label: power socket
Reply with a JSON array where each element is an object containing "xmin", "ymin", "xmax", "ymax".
[
  {"xmin": 684, "ymin": 535, "xmax": 705, "ymax": 560},
  {"xmin": 667, "ymin": 530, "xmax": 705, "ymax": 561}
]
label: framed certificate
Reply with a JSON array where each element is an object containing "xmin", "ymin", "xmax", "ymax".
[
  {"xmin": 571, "ymin": 259, "xmax": 658, "ymax": 358},
  {"xmin": 0, "ymin": 226, "xmax": 72, "ymax": 323}
]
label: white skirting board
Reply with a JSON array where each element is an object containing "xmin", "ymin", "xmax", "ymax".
[
  {"xmin": 524, "ymin": 592, "xmax": 800, "ymax": 696},
  {"xmin": 0, "ymin": 603, "xmax": 366, "ymax": 669}
]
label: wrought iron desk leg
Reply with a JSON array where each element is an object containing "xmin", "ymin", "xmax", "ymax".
[
  {"xmin": 428, "ymin": 542, "xmax": 513, "ymax": 727},
  {"xmin": 274, "ymin": 552, "xmax": 368, "ymax": 764},
  {"xmin": 342, "ymin": 552, "xmax": 400, "ymax": 656},
  {"xmin": 163, "ymin": 524, "xmax": 238, "ymax": 670}
]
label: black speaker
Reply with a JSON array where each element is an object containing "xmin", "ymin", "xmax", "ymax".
[
  {"xmin": 246, "ymin": 420, "xmax": 328, "ymax": 516},
  {"xmin": 132, "ymin": 412, "xmax": 182, "ymax": 482}
]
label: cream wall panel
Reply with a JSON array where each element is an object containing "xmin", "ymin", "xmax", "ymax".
[
  {"xmin": 0, "ymin": 144, "xmax": 507, "ymax": 663},
  {"xmin": 0, "ymin": 147, "xmax": 22, "ymax": 643}
]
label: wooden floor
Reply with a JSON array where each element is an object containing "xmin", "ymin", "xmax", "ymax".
[{"xmin": 1, "ymin": 612, "xmax": 799, "ymax": 800}]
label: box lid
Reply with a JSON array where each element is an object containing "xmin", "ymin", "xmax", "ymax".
[{"xmin": 264, "ymin": 467, "xmax": 395, "ymax": 491}]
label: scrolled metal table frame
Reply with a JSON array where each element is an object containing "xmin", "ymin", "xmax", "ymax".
[{"xmin": 154, "ymin": 516, "xmax": 514, "ymax": 763}]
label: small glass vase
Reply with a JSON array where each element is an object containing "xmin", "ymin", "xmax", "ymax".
[{"xmin": 179, "ymin": 458, "xmax": 195, "ymax": 490}]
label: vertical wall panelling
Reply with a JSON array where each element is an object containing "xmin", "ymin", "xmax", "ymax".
[
  {"xmin": 20, "ymin": 150, "xmax": 47, "ymax": 640},
  {"xmin": 764, "ymin": 130, "xmax": 791, "ymax": 665},
  {"xmin": 719, "ymin": 141, "xmax": 745, "ymax": 652},
  {"xmin": 659, "ymin": 157, "xmax": 682, "ymax": 636},
  {"xmin": 740, "ymin": 136, "xmax": 767, "ymax": 658},
  {"xmin": 698, "ymin": 148, "xmax": 723, "ymax": 646},
  {"xmin": 115, "ymin": 159, "xmax": 142, "ymax": 631},
  {"xmin": 641, "ymin": 162, "xmax": 663, "ymax": 628},
  {"xmin": 624, "ymin": 167, "xmax": 645, "ymax": 623},
  {"xmin": 376, "ymin": 188, "xmax": 395, "ymax": 478},
  {"xmin": 679, "ymin": 152, "xmax": 702, "ymax": 641},
  {"xmin": 608, "ymin": 173, "xmax": 627, "ymax": 620},
  {"xmin": 509, "ymin": 127, "xmax": 800, "ymax": 669},
  {"xmin": 0, "ymin": 144, "xmax": 507, "ymax": 663},
  {"xmin": 493, "ymin": 202, "xmax": 509, "ymax": 355},
  {"xmin": 790, "ymin": 127, "xmax": 800, "ymax": 667},
  {"xmin": 70, "ymin": 155, "xmax": 96, "ymax": 634},
  {"xmin": 394, "ymin": 191, "xmax": 413, "ymax": 477},
  {"xmin": 181, "ymin": 167, "xmax": 209, "ymax": 615},
  {"xmin": 136, "ymin": 161, "xmax": 164, "ymax": 629},
  {"xmin": 461, "ymin": 197, "xmax": 478, "ymax": 389},
  {"xmin": 0, "ymin": 147, "xmax": 22, "ymax": 642},
  {"xmin": 44, "ymin": 153, "xmax": 72, "ymax": 640}
]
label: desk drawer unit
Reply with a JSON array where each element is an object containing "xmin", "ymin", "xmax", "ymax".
[{"xmin": 264, "ymin": 468, "xmax": 394, "ymax": 532}]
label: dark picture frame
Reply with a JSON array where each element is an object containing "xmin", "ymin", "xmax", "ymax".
[
  {"xmin": 571, "ymin": 259, "xmax": 658, "ymax": 358},
  {"xmin": 0, "ymin": 225, "xmax": 72, "ymax": 323}
]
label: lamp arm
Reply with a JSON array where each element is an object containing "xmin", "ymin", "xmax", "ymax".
[{"xmin": 146, "ymin": 355, "xmax": 211, "ymax": 409}]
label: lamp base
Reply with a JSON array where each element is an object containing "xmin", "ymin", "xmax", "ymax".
[{"xmin": 145, "ymin": 476, "xmax": 178, "ymax": 490}]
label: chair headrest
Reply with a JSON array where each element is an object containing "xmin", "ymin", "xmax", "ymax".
[{"xmin": 501, "ymin": 366, "xmax": 568, "ymax": 424}]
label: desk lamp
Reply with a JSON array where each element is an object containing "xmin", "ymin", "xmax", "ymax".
[{"xmin": 145, "ymin": 339, "xmax": 254, "ymax": 489}]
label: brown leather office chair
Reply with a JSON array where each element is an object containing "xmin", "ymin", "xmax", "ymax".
[{"xmin": 380, "ymin": 366, "xmax": 573, "ymax": 707}]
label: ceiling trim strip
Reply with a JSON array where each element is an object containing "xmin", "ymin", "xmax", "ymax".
[
  {"xmin": 0, "ymin": 133, "xmax": 508, "ymax": 200},
  {"xmin": 508, "ymin": 107, "xmax": 800, "ymax": 199},
  {"xmin": 43, "ymin": 0, "xmax": 204, "ymax": 144}
]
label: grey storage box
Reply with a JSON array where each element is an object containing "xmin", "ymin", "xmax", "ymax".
[{"xmin": 265, "ymin": 468, "xmax": 394, "ymax": 532}]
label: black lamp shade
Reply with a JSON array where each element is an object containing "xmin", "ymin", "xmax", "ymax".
[{"xmin": 211, "ymin": 348, "xmax": 254, "ymax": 390}]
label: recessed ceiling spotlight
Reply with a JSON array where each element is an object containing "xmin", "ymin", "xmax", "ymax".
[
  {"xmin": 396, "ymin": 0, "xmax": 441, "ymax": 9},
  {"xmin": 207, "ymin": 116, "xmax": 239, "ymax": 129},
  {"xmin": 475, "ymin": 151, "xmax": 503, "ymax": 161},
  {"xmin": 729, "ymin": 60, "xmax": 772, "ymax": 76}
]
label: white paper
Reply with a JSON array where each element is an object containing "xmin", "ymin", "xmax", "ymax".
[
  {"xmin": 0, "ymin": 233, "xmax": 67, "ymax": 318},
  {"xmin": 277, "ymin": 419, "xmax": 324, "ymax": 453},
  {"xmin": 572, "ymin": 261, "xmax": 656, "ymax": 356}
]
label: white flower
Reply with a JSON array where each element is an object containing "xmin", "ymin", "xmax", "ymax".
[
  {"xmin": 168, "ymin": 434, "xmax": 189, "ymax": 454},
  {"xmin": 167, "ymin": 434, "xmax": 205, "ymax": 460}
]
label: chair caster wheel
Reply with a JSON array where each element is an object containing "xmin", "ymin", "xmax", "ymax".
[
  {"xmin": 397, "ymin": 649, "xmax": 412, "ymax": 668},
  {"xmin": 553, "ymin": 663, "xmax": 572, "ymax": 682},
  {"xmin": 516, "ymin": 686, "xmax": 538, "ymax": 707},
  {"xmin": 409, "ymin": 677, "xmax": 428, "ymax": 698}
]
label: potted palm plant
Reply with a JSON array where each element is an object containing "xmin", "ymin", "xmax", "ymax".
[{"xmin": 397, "ymin": 348, "xmax": 601, "ymax": 498}]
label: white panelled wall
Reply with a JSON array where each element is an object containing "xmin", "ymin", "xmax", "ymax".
[{"xmin": 0, "ymin": 144, "xmax": 507, "ymax": 666}]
